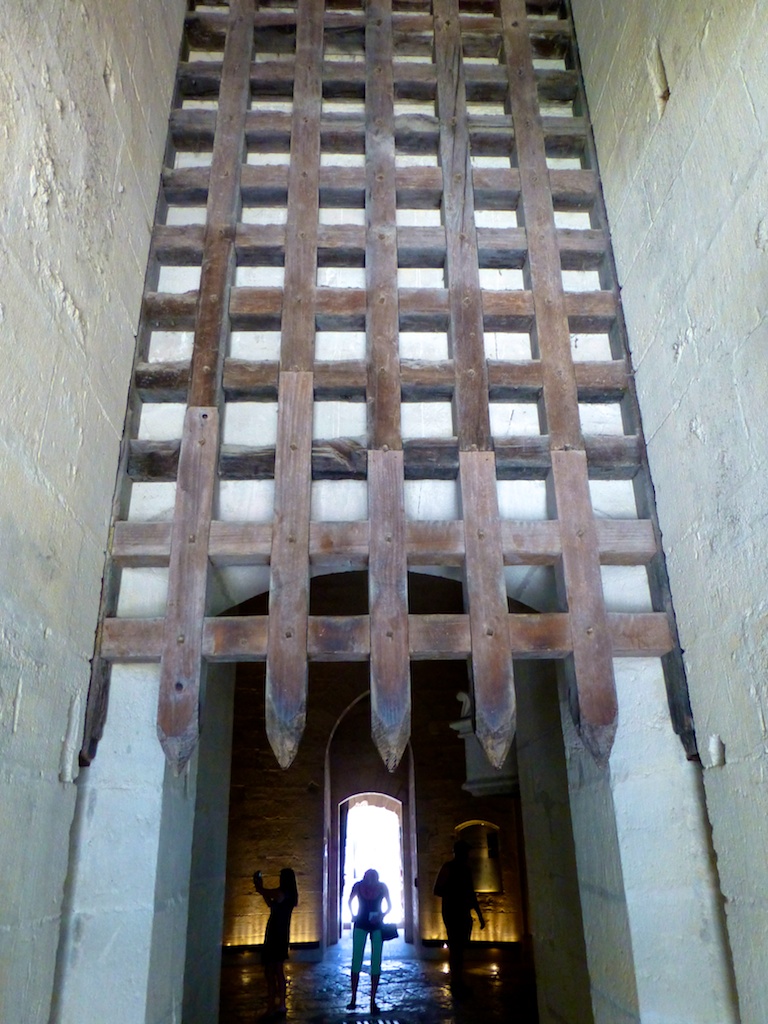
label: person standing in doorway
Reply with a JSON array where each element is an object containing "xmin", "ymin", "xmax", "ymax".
[
  {"xmin": 433, "ymin": 840, "xmax": 485, "ymax": 998},
  {"xmin": 347, "ymin": 868, "xmax": 392, "ymax": 1013},
  {"xmin": 254, "ymin": 867, "xmax": 299, "ymax": 1018}
]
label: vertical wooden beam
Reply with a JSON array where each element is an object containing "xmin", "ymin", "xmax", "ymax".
[
  {"xmin": 460, "ymin": 450, "xmax": 517, "ymax": 768},
  {"xmin": 501, "ymin": 0, "xmax": 617, "ymax": 763},
  {"xmin": 366, "ymin": 0, "xmax": 402, "ymax": 449},
  {"xmin": 280, "ymin": 0, "xmax": 324, "ymax": 371},
  {"xmin": 266, "ymin": 0, "xmax": 324, "ymax": 765},
  {"xmin": 500, "ymin": 3, "xmax": 581, "ymax": 448},
  {"xmin": 158, "ymin": 0, "xmax": 254, "ymax": 771},
  {"xmin": 435, "ymin": 0, "xmax": 515, "ymax": 765},
  {"xmin": 368, "ymin": 450, "xmax": 411, "ymax": 769},
  {"xmin": 433, "ymin": 0, "xmax": 491, "ymax": 451},
  {"xmin": 551, "ymin": 450, "xmax": 616, "ymax": 761},
  {"xmin": 634, "ymin": 476, "xmax": 697, "ymax": 757},
  {"xmin": 366, "ymin": 0, "xmax": 411, "ymax": 770},
  {"xmin": 266, "ymin": 372, "xmax": 314, "ymax": 767},
  {"xmin": 189, "ymin": 0, "xmax": 254, "ymax": 408},
  {"xmin": 80, "ymin": 456, "xmax": 132, "ymax": 765},
  {"xmin": 158, "ymin": 408, "xmax": 219, "ymax": 769}
]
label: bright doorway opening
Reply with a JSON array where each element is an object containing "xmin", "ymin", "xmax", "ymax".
[{"xmin": 340, "ymin": 794, "xmax": 405, "ymax": 927}]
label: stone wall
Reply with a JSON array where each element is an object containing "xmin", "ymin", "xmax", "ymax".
[
  {"xmin": 571, "ymin": 1, "xmax": 768, "ymax": 1019},
  {"xmin": 0, "ymin": 3, "xmax": 185, "ymax": 1021},
  {"xmin": 515, "ymin": 661, "xmax": 594, "ymax": 1024},
  {"xmin": 184, "ymin": 665, "xmax": 237, "ymax": 1024}
]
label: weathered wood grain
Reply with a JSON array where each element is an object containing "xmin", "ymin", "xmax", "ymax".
[
  {"xmin": 363, "ymin": 0, "xmax": 412, "ymax": 771},
  {"xmin": 551, "ymin": 449, "xmax": 617, "ymax": 764},
  {"xmin": 208, "ymin": 109, "xmax": 589, "ymax": 159},
  {"xmin": 368, "ymin": 450, "xmax": 411, "ymax": 770},
  {"xmin": 501, "ymin": 1, "xmax": 582, "ymax": 448},
  {"xmin": 459, "ymin": 450, "xmax": 516, "ymax": 767},
  {"xmin": 266, "ymin": 371, "xmax": 314, "ymax": 768},
  {"xmin": 280, "ymin": 0, "xmax": 324, "ymax": 371},
  {"xmin": 157, "ymin": 407, "xmax": 219, "ymax": 772},
  {"xmin": 110, "ymin": 517, "xmax": 657, "ymax": 571},
  {"xmin": 184, "ymin": 7, "xmax": 572, "ymax": 55},
  {"xmin": 177, "ymin": 57, "xmax": 577, "ymax": 106},
  {"xmin": 156, "ymin": 0, "xmax": 254, "ymax": 771},
  {"xmin": 366, "ymin": 0, "xmax": 402, "ymax": 449},
  {"xmin": 501, "ymin": 0, "xmax": 617, "ymax": 763},
  {"xmin": 434, "ymin": 0, "xmax": 491, "ymax": 450},
  {"xmin": 143, "ymin": 222, "xmax": 603, "ymax": 270},
  {"xmin": 165, "ymin": 163, "xmax": 597, "ymax": 212},
  {"xmin": 100, "ymin": 610, "xmax": 673, "ymax": 664},
  {"xmin": 135, "ymin": 355, "xmax": 627, "ymax": 406},
  {"xmin": 188, "ymin": 0, "xmax": 253, "ymax": 408},
  {"xmin": 126, "ymin": 433, "xmax": 644, "ymax": 483}
]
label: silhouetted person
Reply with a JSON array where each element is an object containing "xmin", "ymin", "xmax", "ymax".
[
  {"xmin": 347, "ymin": 868, "xmax": 392, "ymax": 1013},
  {"xmin": 254, "ymin": 867, "xmax": 299, "ymax": 1018},
  {"xmin": 434, "ymin": 840, "xmax": 485, "ymax": 997}
]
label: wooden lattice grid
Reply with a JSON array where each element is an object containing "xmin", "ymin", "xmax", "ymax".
[{"xmin": 82, "ymin": 0, "xmax": 695, "ymax": 775}]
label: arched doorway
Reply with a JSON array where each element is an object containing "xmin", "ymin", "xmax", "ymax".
[
  {"xmin": 182, "ymin": 572, "xmax": 588, "ymax": 1021},
  {"xmin": 325, "ymin": 692, "xmax": 417, "ymax": 946},
  {"xmin": 218, "ymin": 571, "xmax": 532, "ymax": 960},
  {"xmin": 339, "ymin": 794, "xmax": 405, "ymax": 930}
]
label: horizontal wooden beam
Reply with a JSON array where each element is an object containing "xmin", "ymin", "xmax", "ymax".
[
  {"xmin": 152, "ymin": 222, "xmax": 606, "ymax": 271},
  {"xmin": 164, "ymin": 164, "xmax": 597, "ymax": 212},
  {"xmin": 111, "ymin": 517, "xmax": 657, "ymax": 568},
  {"xmin": 136, "ymin": 357, "xmax": 628, "ymax": 405},
  {"xmin": 178, "ymin": 58, "xmax": 578, "ymax": 105},
  {"xmin": 184, "ymin": 9, "xmax": 571, "ymax": 55},
  {"xmin": 143, "ymin": 285, "xmax": 615, "ymax": 334},
  {"xmin": 170, "ymin": 107, "xmax": 586, "ymax": 158},
  {"xmin": 100, "ymin": 610, "xmax": 673, "ymax": 663},
  {"xmin": 126, "ymin": 433, "xmax": 641, "ymax": 482}
]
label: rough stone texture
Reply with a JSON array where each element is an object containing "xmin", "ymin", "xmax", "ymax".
[
  {"xmin": 571, "ymin": 1, "xmax": 768, "ymax": 1018},
  {"xmin": 560, "ymin": 700, "xmax": 640, "ymax": 1024},
  {"xmin": 50, "ymin": 667, "xmax": 168, "ymax": 1024},
  {"xmin": 556, "ymin": 665, "xmax": 738, "ymax": 1024},
  {"xmin": 609, "ymin": 660, "xmax": 738, "ymax": 1023},
  {"xmin": 183, "ymin": 664, "xmax": 237, "ymax": 1024},
  {"xmin": 515, "ymin": 661, "xmax": 594, "ymax": 1024},
  {"xmin": 52, "ymin": 662, "xmax": 223, "ymax": 1024},
  {"xmin": 0, "ymin": 3, "xmax": 185, "ymax": 1022}
]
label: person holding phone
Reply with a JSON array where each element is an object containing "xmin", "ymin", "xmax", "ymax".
[{"xmin": 253, "ymin": 867, "xmax": 299, "ymax": 1018}]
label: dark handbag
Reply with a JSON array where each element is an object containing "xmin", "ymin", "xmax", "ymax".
[{"xmin": 381, "ymin": 923, "xmax": 398, "ymax": 941}]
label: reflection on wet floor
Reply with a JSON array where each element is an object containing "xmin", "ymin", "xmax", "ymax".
[{"xmin": 219, "ymin": 936, "xmax": 538, "ymax": 1023}]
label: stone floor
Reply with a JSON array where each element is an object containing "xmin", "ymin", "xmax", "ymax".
[{"xmin": 219, "ymin": 936, "xmax": 539, "ymax": 1024}]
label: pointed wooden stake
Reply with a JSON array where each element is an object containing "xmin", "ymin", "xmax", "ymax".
[
  {"xmin": 460, "ymin": 452, "xmax": 517, "ymax": 769},
  {"xmin": 158, "ymin": 407, "xmax": 218, "ymax": 773},
  {"xmin": 265, "ymin": 372, "xmax": 313, "ymax": 768},
  {"xmin": 368, "ymin": 450, "xmax": 411, "ymax": 771},
  {"xmin": 552, "ymin": 451, "xmax": 618, "ymax": 765}
]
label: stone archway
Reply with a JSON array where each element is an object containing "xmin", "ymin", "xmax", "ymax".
[{"xmin": 220, "ymin": 570, "xmax": 532, "ymax": 960}]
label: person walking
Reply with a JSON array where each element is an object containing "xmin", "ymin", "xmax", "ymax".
[
  {"xmin": 254, "ymin": 867, "xmax": 299, "ymax": 1018},
  {"xmin": 347, "ymin": 868, "xmax": 392, "ymax": 1013},
  {"xmin": 433, "ymin": 840, "xmax": 485, "ymax": 997}
]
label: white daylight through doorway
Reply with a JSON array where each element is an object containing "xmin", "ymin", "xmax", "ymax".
[{"xmin": 341, "ymin": 796, "xmax": 405, "ymax": 926}]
